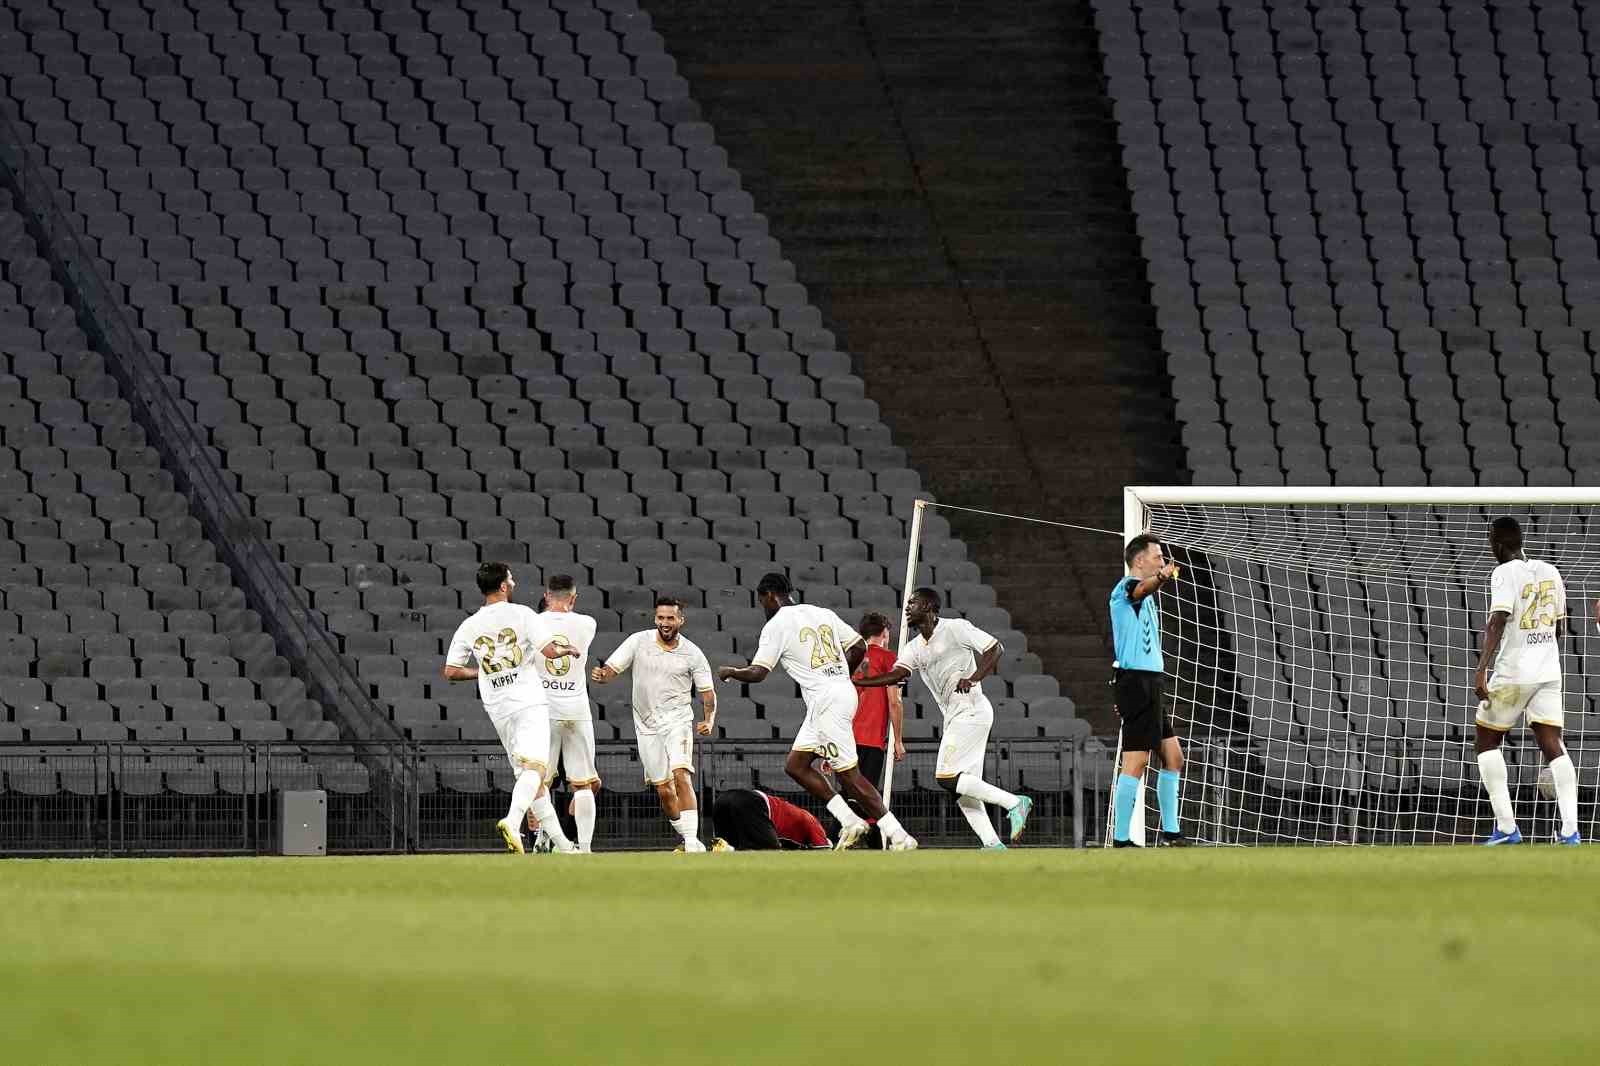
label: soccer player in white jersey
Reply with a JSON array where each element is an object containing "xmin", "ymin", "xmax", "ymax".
[
  {"xmin": 717, "ymin": 572, "xmax": 918, "ymax": 851},
  {"xmin": 1473, "ymin": 517, "xmax": 1579, "ymax": 845},
  {"xmin": 441, "ymin": 562, "xmax": 578, "ymax": 854},
  {"xmin": 855, "ymin": 586, "xmax": 1033, "ymax": 849},
  {"xmin": 531, "ymin": 574, "xmax": 601, "ymax": 852},
  {"xmin": 591, "ymin": 595, "xmax": 717, "ymax": 852}
]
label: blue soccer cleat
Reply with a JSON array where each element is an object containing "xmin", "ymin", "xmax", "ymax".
[
  {"xmin": 1482, "ymin": 826, "xmax": 1522, "ymax": 845},
  {"xmin": 1006, "ymin": 796, "xmax": 1034, "ymax": 843},
  {"xmin": 982, "ymin": 841, "xmax": 1008, "ymax": 851},
  {"xmin": 1558, "ymin": 831, "xmax": 1582, "ymax": 846}
]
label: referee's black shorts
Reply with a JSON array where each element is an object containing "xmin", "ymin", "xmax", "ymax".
[
  {"xmin": 711, "ymin": 789, "xmax": 782, "ymax": 850},
  {"xmin": 1114, "ymin": 669, "xmax": 1174, "ymax": 752}
]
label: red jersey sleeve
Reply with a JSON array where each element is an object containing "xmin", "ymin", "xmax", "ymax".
[{"xmin": 766, "ymin": 794, "xmax": 831, "ymax": 848}]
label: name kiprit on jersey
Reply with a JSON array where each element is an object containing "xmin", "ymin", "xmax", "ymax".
[{"xmin": 489, "ymin": 672, "xmax": 519, "ymax": 690}]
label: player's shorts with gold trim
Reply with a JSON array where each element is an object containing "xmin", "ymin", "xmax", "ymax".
[
  {"xmin": 491, "ymin": 703, "xmax": 552, "ymax": 778},
  {"xmin": 792, "ymin": 683, "xmax": 859, "ymax": 773},
  {"xmin": 637, "ymin": 718, "xmax": 694, "ymax": 785},
  {"xmin": 549, "ymin": 717, "xmax": 599, "ymax": 786},
  {"xmin": 1475, "ymin": 679, "xmax": 1563, "ymax": 732},
  {"xmin": 936, "ymin": 704, "xmax": 994, "ymax": 779}
]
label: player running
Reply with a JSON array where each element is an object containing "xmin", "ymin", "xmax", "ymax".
[
  {"xmin": 532, "ymin": 574, "xmax": 601, "ymax": 852},
  {"xmin": 591, "ymin": 596, "xmax": 717, "ymax": 852},
  {"xmin": 710, "ymin": 788, "xmax": 831, "ymax": 850},
  {"xmin": 854, "ymin": 587, "xmax": 1032, "ymax": 849},
  {"xmin": 442, "ymin": 562, "xmax": 579, "ymax": 854},
  {"xmin": 1474, "ymin": 516, "xmax": 1579, "ymax": 845},
  {"xmin": 717, "ymin": 572, "xmax": 918, "ymax": 851}
]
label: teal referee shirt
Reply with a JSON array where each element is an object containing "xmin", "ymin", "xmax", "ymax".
[{"xmin": 1109, "ymin": 577, "xmax": 1163, "ymax": 673}]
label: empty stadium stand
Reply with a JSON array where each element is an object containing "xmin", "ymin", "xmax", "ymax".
[
  {"xmin": 0, "ymin": 0, "xmax": 1087, "ymax": 780},
  {"xmin": 1094, "ymin": 0, "xmax": 1600, "ymax": 488}
]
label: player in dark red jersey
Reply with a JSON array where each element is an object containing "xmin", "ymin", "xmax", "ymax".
[{"xmin": 710, "ymin": 788, "xmax": 831, "ymax": 850}]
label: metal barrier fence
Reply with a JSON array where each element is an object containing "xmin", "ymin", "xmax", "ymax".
[{"xmin": 0, "ymin": 738, "xmax": 1090, "ymax": 856}]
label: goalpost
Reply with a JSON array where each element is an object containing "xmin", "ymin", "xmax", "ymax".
[{"xmin": 1119, "ymin": 485, "xmax": 1600, "ymax": 846}]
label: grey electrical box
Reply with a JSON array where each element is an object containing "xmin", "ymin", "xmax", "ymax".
[{"xmin": 279, "ymin": 790, "xmax": 327, "ymax": 856}]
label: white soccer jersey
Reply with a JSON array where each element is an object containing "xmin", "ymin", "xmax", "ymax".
[
  {"xmin": 605, "ymin": 630, "xmax": 713, "ymax": 734},
  {"xmin": 1487, "ymin": 556, "xmax": 1565, "ymax": 686},
  {"xmin": 895, "ymin": 616, "xmax": 1000, "ymax": 721},
  {"xmin": 752, "ymin": 604, "xmax": 864, "ymax": 708},
  {"xmin": 530, "ymin": 610, "xmax": 597, "ymax": 722},
  {"xmin": 445, "ymin": 601, "xmax": 549, "ymax": 719}
]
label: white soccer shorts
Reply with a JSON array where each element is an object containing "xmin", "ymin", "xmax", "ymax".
[
  {"xmin": 791, "ymin": 686, "xmax": 859, "ymax": 773},
  {"xmin": 638, "ymin": 719, "xmax": 695, "ymax": 785},
  {"xmin": 491, "ymin": 705, "xmax": 551, "ymax": 779},
  {"xmin": 936, "ymin": 709, "xmax": 994, "ymax": 779},
  {"xmin": 549, "ymin": 718, "xmax": 599, "ymax": 786},
  {"xmin": 1476, "ymin": 680, "xmax": 1564, "ymax": 732}
]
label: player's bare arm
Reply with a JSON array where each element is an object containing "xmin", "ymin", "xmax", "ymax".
[
  {"xmin": 855, "ymin": 663, "xmax": 911, "ymax": 688},
  {"xmin": 717, "ymin": 662, "xmax": 769, "ymax": 684},
  {"xmin": 590, "ymin": 664, "xmax": 619, "ymax": 684},
  {"xmin": 695, "ymin": 688, "xmax": 717, "ymax": 736},
  {"xmin": 844, "ymin": 639, "xmax": 866, "ymax": 674},
  {"xmin": 441, "ymin": 663, "xmax": 478, "ymax": 682},
  {"xmin": 889, "ymin": 684, "xmax": 906, "ymax": 761},
  {"xmin": 956, "ymin": 641, "xmax": 1003, "ymax": 693},
  {"xmin": 540, "ymin": 640, "xmax": 579, "ymax": 661},
  {"xmin": 1473, "ymin": 611, "xmax": 1509, "ymax": 700}
]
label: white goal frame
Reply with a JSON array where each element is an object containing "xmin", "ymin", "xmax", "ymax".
[{"xmin": 1116, "ymin": 485, "xmax": 1600, "ymax": 846}]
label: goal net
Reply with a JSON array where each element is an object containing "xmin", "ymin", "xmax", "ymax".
[{"xmin": 1120, "ymin": 487, "xmax": 1600, "ymax": 846}]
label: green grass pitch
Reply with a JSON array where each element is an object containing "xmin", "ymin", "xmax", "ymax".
[{"xmin": 4, "ymin": 848, "xmax": 1598, "ymax": 1065}]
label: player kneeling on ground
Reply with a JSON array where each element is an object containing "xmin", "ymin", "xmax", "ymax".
[{"xmin": 710, "ymin": 788, "xmax": 831, "ymax": 851}]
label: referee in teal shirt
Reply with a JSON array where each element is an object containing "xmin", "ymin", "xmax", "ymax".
[{"xmin": 1109, "ymin": 534, "xmax": 1186, "ymax": 846}]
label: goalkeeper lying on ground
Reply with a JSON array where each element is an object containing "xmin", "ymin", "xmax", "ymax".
[{"xmin": 711, "ymin": 788, "xmax": 831, "ymax": 851}]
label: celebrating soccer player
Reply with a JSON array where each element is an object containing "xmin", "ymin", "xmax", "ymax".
[
  {"xmin": 1109, "ymin": 535, "xmax": 1186, "ymax": 847},
  {"xmin": 441, "ymin": 563, "xmax": 580, "ymax": 854},
  {"xmin": 532, "ymin": 575, "xmax": 602, "ymax": 852},
  {"xmin": 1473, "ymin": 516, "xmax": 1578, "ymax": 845},
  {"xmin": 716, "ymin": 572, "xmax": 918, "ymax": 850},
  {"xmin": 590, "ymin": 596, "xmax": 717, "ymax": 852},
  {"xmin": 854, "ymin": 588, "xmax": 1033, "ymax": 848}
]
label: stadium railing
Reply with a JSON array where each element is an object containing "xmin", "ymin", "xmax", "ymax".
[{"xmin": 0, "ymin": 739, "xmax": 1091, "ymax": 855}]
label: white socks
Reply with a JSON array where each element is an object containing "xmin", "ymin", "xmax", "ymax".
[
  {"xmin": 1476, "ymin": 749, "xmax": 1517, "ymax": 832},
  {"xmin": 826, "ymin": 794, "xmax": 863, "ymax": 828},
  {"xmin": 506, "ymin": 769, "xmax": 542, "ymax": 827},
  {"xmin": 877, "ymin": 811, "xmax": 909, "ymax": 845},
  {"xmin": 573, "ymin": 788, "xmax": 597, "ymax": 852},
  {"xmin": 956, "ymin": 772, "xmax": 1019, "ymax": 810},
  {"xmin": 671, "ymin": 808, "xmax": 699, "ymax": 846},
  {"xmin": 530, "ymin": 792, "xmax": 573, "ymax": 851},
  {"xmin": 1549, "ymin": 753, "xmax": 1579, "ymax": 838},
  {"xmin": 958, "ymin": 795, "xmax": 1000, "ymax": 846}
]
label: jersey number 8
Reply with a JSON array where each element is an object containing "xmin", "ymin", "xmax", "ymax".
[
  {"xmin": 472, "ymin": 628, "xmax": 525, "ymax": 674},
  {"xmin": 799, "ymin": 625, "xmax": 843, "ymax": 670}
]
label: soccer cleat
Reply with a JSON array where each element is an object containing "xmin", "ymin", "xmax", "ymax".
[
  {"xmin": 1158, "ymin": 831, "xmax": 1190, "ymax": 847},
  {"xmin": 834, "ymin": 821, "xmax": 869, "ymax": 850},
  {"xmin": 1006, "ymin": 795, "xmax": 1035, "ymax": 843},
  {"xmin": 673, "ymin": 843, "xmax": 685, "ymax": 853},
  {"xmin": 711, "ymin": 837, "xmax": 736, "ymax": 852},
  {"xmin": 887, "ymin": 833, "xmax": 919, "ymax": 851},
  {"xmin": 683, "ymin": 838, "xmax": 708, "ymax": 853},
  {"xmin": 531, "ymin": 828, "xmax": 556, "ymax": 854},
  {"xmin": 1558, "ymin": 830, "xmax": 1582, "ymax": 845},
  {"xmin": 1482, "ymin": 826, "xmax": 1523, "ymax": 845},
  {"xmin": 982, "ymin": 841, "xmax": 1008, "ymax": 851},
  {"xmin": 496, "ymin": 818, "xmax": 526, "ymax": 855},
  {"xmin": 1111, "ymin": 839, "xmax": 1142, "ymax": 849}
]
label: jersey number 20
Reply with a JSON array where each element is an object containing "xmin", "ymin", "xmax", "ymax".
[{"xmin": 799, "ymin": 625, "xmax": 842, "ymax": 670}]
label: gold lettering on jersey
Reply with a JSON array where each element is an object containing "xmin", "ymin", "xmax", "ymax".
[
  {"xmin": 546, "ymin": 635, "xmax": 575, "ymax": 677},
  {"xmin": 799, "ymin": 625, "xmax": 843, "ymax": 670},
  {"xmin": 1518, "ymin": 581, "xmax": 1558, "ymax": 631},
  {"xmin": 473, "ymin": 627, "xmax": 526, "ymax": 674}
]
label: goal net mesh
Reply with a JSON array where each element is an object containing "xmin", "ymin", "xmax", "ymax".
[{"xmin": 1133, "ymin": 499, "xmax": 1600, "ymax": 845}]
